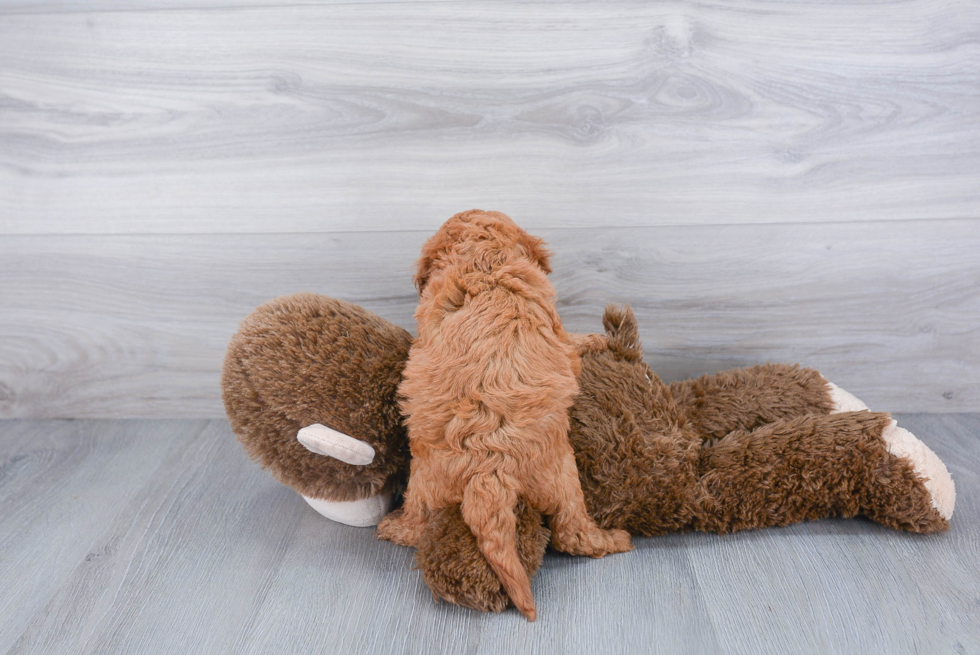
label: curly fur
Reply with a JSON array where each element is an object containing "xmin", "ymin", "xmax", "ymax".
[{"xmin": 376, "ymin": 210, "xmax": 631, "ymax": 620}]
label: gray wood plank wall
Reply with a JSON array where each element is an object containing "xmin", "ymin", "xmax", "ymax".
[{"xmin": 1, "ymin": 1, "xmax": 978, "ymax": 417}]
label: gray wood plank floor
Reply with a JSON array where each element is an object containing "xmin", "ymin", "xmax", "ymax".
[{"xmin": 2, "ymin": 416, "xmax": 977, "ymax": 655}]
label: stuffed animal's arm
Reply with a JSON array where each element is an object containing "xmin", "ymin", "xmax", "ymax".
[
  {"xmin": 295, "ymin": 424, "xmax": 392, "ymax": 527},
  {"xmin": 668, "ymin": 364, "xmax": 837, "ymax": 441}
]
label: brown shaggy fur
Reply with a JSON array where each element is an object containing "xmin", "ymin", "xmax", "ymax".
[
  {"xmin": 568, "ymin": 305, "xmax": 702, "ymax": 536},
  {"xmin": 222, "ymin": 295, "xmax": 950, "ymax": 616},
  {"xmin": 221, "ymin": 293, "xmax": 411, "ymax": 501},
  {"xmin": 376, "ymin": 210, "xmax": 631, "ymax": 620},
  {"xmin": 695, "ymin": 411, "xmax": 948, "ymax": 534},
  {"xmin": 669, "ymin": 363, "xmax": 836, "ymax": 442}
]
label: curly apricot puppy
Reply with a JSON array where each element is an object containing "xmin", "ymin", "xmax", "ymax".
[{"xmin": 376, "ymin": 210, "xmax": 632, "ymax": 621}]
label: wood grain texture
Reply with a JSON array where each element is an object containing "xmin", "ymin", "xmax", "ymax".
[
  {"xmin": 0, "ymin": 420, "xmax": 197, "ymax": 653},
  {"xmin": 2, "ymin": 219, "xmax": 977, "ymax": 418},
  {"xmin": 1, "ymin": 416, "xmax": 978, "ymax": 654},
  {"xmin": 1, "ymin": 1, "xmax": 978, "ymax": 234},
  {"xmin": 6, "ymin": 420, "xmax": 307, "ymax": 654},
  {"xmin": 0, "ymin": 0, "xmax": 454, "ymax": 11}
]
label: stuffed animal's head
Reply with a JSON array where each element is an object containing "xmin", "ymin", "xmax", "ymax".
[{"xmin": 222, "ymin": 293, "xmax": 412, "ymax": 502}]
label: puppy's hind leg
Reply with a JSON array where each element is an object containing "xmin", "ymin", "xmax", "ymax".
[
  {"xmin": 538, "ymin": 450, "xmax": 632, "ymax": 558},
  {"xmin": 461, "ymin": 472, "xmax": 537, "ymax": 621},
  {"xmin": 376, "ymin": 489, "xmax": 429, "ymax": 548}
]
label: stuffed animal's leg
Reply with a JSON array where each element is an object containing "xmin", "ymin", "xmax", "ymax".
[
  {"xmin": 807, "ymin": 382, "xmax": 955, "ymax": 516},
  {"xmin": 695, "ymin": 412, "xmax": 954, "ymax": 534},
  {"xmin": 668, "ymin": 364, "xmax": 835, "ymax": 441}
]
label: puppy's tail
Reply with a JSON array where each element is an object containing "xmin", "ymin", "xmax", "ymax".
[{"xmin": 461, "ymin": 472, "xmax": 537, "ymax": 621}]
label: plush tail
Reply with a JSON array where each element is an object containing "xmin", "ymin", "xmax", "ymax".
[{"xmin": 460, "ymin": 472, "xmax": 537, "ymax": 621}]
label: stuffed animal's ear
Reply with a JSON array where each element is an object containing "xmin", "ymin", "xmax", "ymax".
[
  {"xmin": 602, "ymin": 304, "xmax": 643, "ymax": 362},
  {"xmin": 518, "ymin": 232, "xmax": 552, "ymax": 274}
]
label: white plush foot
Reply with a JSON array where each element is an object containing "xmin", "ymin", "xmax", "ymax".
[
  {"xmin": 297, "ymin": 423, "xmax": 375, "ymax": 465},
  {"xmin": 881, "ymin": 420, "xmax": 956, "ymax": 520},
  {"xmin": 826, "ymin": 381, "xmax": 870, "ymax": 413},
  {"xmin": 301, "ymin": 493, "xmax": 393, "ymax": 527}
]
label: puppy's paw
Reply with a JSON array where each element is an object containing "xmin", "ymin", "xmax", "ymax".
[
  {"xmin": 554, "ymin": 526, "xmax": 633, "ymax": 558},
  {"xmin": 376, "ymin": 509, "xmax": 408, "ymax": 544},
  {"xmin": 376, "ymin": 509, "xmax": 423, "ymax": 547},
  {"xmin": 587, "ymin": 528, "xmax": 633, "ymax": 558},
  {"xmin": 607, "ymin": 528, "xmax": 634, "ymax": 555}
]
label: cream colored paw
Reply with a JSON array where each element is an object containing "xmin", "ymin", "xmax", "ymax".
[
  {"xmin": 297, "ymin": 423, "xmax": 375, "ymax": 466},
  {"xmin": 881, "ymin": 420, "xmax": 955, "ymax": 520},
  {"xmin": 301, "ymin": 493, "xmax": 393, "ymax": 527},
  {"xmin": 826, "ymin": 381, "xmax": 869, "ymax": 413}
]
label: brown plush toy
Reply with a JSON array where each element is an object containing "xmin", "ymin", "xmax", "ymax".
[{"xmin": 222, "ymin": 293, "xmax": 956, "ymax": 616}]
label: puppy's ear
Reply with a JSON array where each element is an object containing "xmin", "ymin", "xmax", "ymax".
[
  {"xmin": 415, "ymin": 229, "xmax": 451, "ymax": 293},
  {"xmin": 518, "ymin": 232, "xmax": 552, "ymax": 274},
  {"xmin": 414, "ymin": 248, "xmax": 437, "ymax": 294}
]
